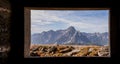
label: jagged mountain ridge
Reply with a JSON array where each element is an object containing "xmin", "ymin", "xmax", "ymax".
[{"xmin": 31, "ymin": 26, "xmax": 109, "ymax": 46}]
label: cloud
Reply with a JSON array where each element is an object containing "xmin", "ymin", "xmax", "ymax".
[
  {"xmin": 31, "ymin": 10, "xmax": 109, "ymax": 34},
  {"xmin": 31, "ymin": 10, "xmax": 69, "ymax": 26}
]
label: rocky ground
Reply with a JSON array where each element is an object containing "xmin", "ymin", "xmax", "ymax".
[{"xmin": 30, "ymin": 44, "xmax": 110, "ymax": 57}]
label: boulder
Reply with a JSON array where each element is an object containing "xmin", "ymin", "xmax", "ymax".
[
  {"xmin": 64, "ymin": 49, "xmax": 80, "ymax": 56},
  {"xmin": 31, "ymin": 47, "xmax": 39, "ymax": 51},
  {"xmin": 59, "ymin": 48, "xmax": 72, "ymax": 53},
  {"xmin": 30, "ymin": 51, "xmax": 39, "ymax": 56},
  {"xmin": 41, "ymin": 47, "xmax": 47, "ymax": 52},
  {"xmin": 47, "ymin": 46, "xmax": 57, "ymax": 53},
  {"xmin": 98, "ymin": 46, "xmax": 109, "ymax": 56},
  {"xmin": 98, "ymin": 51, "xmax": 109, "ymax": 56},
  {"xmin": 88, "ymin": 48, "xmax": 94, "ymax": 52}
]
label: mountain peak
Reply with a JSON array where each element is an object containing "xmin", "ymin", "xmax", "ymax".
[
  {"xmin": 48, "ymin": 30, "xmax": 54, "ymax": 32},
  {"xmin": 67, "ymin": 26, "xmax": 76, "ymax": 31},
  {"xmin": 31, "ymin": 26, "xmax": 108, "ymax": 46}
]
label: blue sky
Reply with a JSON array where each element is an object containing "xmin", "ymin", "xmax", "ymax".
[{"xmin": 31, "ymin": 10, "xmax": 109, "ymax": 34}]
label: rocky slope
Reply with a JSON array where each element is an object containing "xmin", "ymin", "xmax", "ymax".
[{"xmin": 30, "ymin": 44, "xmax": 110, "ymax": 57}]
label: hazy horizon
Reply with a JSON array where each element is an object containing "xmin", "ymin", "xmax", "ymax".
[{"xmin": 31, "ymin": 10, "xmax": 109, "ymax": 34}]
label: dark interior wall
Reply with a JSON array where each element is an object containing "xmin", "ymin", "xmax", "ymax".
[
  {"xmin": 0, "ymin": 0, "xmax": 11, "ymax": 56},
  {"xmin": 0, "ymin": 0, "xmax": 11, "ymax": 64},
  {"xmin": 24, "ymin": 8, "xmax": 30, "ymax": 58}
]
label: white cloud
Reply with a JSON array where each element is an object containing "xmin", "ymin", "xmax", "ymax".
[
  {"xmin": 31, "ymin": 10, "xmax": 109, "ymax": 34},
  {"xmin": 31, "ymin": 25, "xmax": 53, "ymax": 34}
]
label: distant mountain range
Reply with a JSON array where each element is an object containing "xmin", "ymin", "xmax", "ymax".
[{"xmin": 31, "ymin": 26, "xmax": 109, "ymax": 46}]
